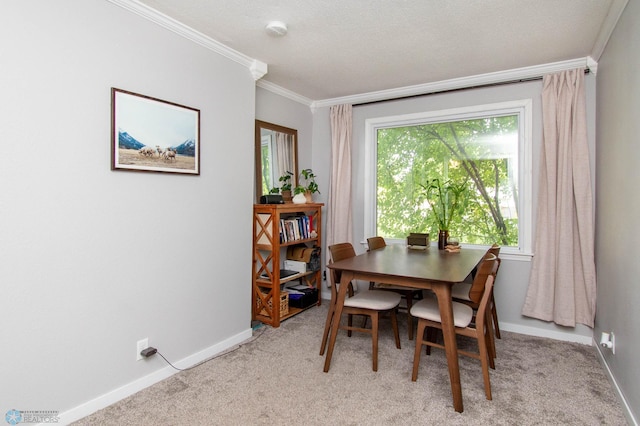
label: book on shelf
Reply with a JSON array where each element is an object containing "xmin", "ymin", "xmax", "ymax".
[{"xmin": 279, "ymin": 214, "xmax": 313, "ymax": 243}]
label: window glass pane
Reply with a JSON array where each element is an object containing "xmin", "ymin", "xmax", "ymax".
[{"xmin": 376, "ymin": 114, "xmax": 519, "ymax": 247}]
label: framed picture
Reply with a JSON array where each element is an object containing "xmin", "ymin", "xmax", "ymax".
[{"xmin": 111, "ymin": 88, "xmax": 200, "ymax": 175}]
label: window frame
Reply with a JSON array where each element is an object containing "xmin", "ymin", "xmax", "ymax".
[{"xmin": 364, "ymin": 99, "xmax": 533, "ymax": 256}]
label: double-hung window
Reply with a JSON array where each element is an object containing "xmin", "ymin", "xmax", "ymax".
[{"xmin": 364, "ymin": 99, "xmax": 532, "ymax": 255}]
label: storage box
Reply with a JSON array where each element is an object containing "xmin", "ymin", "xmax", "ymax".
[
  {"xmin": 407, "ymin": 233, "xmax": 430, "ymax": 247},
  {"xmin": 256, "ymin": 290, "xmax": 289, "ymax": 318},
  {"xmin": 284, "ymin": 259, "xmax": 307, "ymax": 273},
  {"xmin": 288, "ymin": 288, "xmax": 318, "ymax": 309},
  {"xmin": 286, "ymin": 245, "xmax": 321, "ymax": 271}
]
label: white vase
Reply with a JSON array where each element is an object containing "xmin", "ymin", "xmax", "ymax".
[{"xmin": 292, "ymin": 193, "xmax": 307, "ymax": 204}]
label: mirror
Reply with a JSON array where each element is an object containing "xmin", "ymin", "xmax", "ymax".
[{"xmin": 255, "ymin": 120, "xmax": 298, "ymax": 201}]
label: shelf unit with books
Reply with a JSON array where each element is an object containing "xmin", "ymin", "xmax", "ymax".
[{"xmin": 252, "ymin": 203, "xmax": 323, "ymax": 327}]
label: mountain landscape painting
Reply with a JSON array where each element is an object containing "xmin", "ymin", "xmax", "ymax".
[{"xmin": 111, "ymin": 88, "xmax": 200, "ymax": 175}]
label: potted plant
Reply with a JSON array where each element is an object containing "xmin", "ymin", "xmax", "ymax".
[
  {"xmin": 278, "ymin": 171, "xmax": 294, "ymax": 202},
  {"xmin": 419, "ymin": 178, "xmax": 467, "ymax": 249},
  {"xmin": 295, "ymin": 168, "xmax": 320, "ymax": 203}
]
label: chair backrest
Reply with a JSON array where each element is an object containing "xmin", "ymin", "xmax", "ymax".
[
  {"xmin": 328, "ymin": 243, "xmax": 356, "ymax": 298},
  {"xmin": 468, "ymin": 253, "xmax": 499, "ymax": 305},
  {"xmin": 487, "ymin": 244, "xmax": 502, "ymax": 274},
  {"xmin": 367, "ymin": 236, "xmax": 386, "ymax": 251},
  {"xmin": 487, "ymin": 243, "xmax": 501, "ymax": 257},
  {"xmin": 474, "ymin": 274, "xmax": 496, "ymax": 330}
]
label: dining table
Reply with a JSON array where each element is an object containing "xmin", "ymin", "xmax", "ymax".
[{"xmin": 324, "ymin": 243, "xmax": 487, "ymax": 413}]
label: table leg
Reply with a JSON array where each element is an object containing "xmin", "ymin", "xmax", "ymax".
[
  {"xmin": 433, "ymin": 284, "xmax": 464, "ymax": 413},
  {"xmin": 323, "ymin": 271, "xmax": 353, "ymax": 372}
]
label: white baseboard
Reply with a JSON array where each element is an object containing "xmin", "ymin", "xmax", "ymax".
[
  {"xmin": 499, "ymin": 322, "xmax": 593, "ymax": 345},
  {"xmin": 594, "ymin": 344, "xmax": 639, "ymax": 426},
  {"xmin": 56, "ymin": 328, "xmax": 253, "ymax": 425}
]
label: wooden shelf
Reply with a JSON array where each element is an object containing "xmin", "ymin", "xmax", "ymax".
[{"xmin": 252, "ymin": 203, "xmax": 324, "ymax": 327}]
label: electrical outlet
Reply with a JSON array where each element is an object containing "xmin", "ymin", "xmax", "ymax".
[
  {"xmin": 611, "ymin": 332, "xmax": 615, "ymax": 355},
  {"xmin": 136, "ymin": 338, "xmax": 148, "ymax": 361}
]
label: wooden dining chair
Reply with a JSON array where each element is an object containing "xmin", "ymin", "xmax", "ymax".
[
  {"xmin": 453, "ymin": 245, "xmax": 502, "ymax": 339},
  {"xmin": 366, "ymin": 236, "xmax": 424, "ymax": 340},
  {"xmin": 320, "ymin": 242, "xmax": 402, "ymax": 372},
  {"xmin": 450, "ymin": 253, "xmax": 500, "ymax": 363},
  {"xmin": 410, "ymin": 274, "xmax": 497, "ymax": 401}
]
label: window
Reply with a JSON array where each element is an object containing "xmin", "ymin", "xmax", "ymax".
[{"xmin": 364, "ymin": 100, "xmax": 532, "ymax": 254}]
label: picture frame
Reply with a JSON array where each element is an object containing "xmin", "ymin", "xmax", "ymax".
[{"xmin": 111, "ymin": 88, "xmax": 200, "ymax": 175}]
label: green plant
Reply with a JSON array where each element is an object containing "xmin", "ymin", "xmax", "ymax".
[
  {"xmin": 278, "ymin": 171, "xmax": 294, "ymax": 192},
  {"xmin": 269, "ymin": 187, "xmax": 280, "ymax": 194},
  {"xmin": 419, "ymin": 178, "xmax": 467, "ymax": 231},
  {"xmin": 296, "ymin": 168, "xmax": 320, "ymax": 194}
]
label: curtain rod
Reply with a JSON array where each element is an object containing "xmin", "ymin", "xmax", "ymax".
[{"xmin": 353, "ymin": 69, "xmax": 590, "ymax": 107}]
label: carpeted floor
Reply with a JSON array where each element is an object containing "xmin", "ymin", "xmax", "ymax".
[{"xmin": 73, "ymin": 302, "xmax": 628, "ymax": 425}]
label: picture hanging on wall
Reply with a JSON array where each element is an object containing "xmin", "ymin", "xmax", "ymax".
[{"xmin": 111, "ymin": 88, "xmax": 200, "ymax": 175}]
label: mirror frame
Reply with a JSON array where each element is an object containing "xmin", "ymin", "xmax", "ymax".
[{"xmin": 255, "ymin": 120, "xmax": 299, "ymax": 202}]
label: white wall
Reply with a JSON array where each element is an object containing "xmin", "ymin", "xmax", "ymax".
[
  {"xmin": 595, "ymin": 0, "xmax": 640, "ymax": 422},
  {"xmin": 0, "ymin": 1, "xmax": 255, "ymax": 422},
  {"xmin": 311, "ymin": 77, "xmax": 597, "ymax": 343}
]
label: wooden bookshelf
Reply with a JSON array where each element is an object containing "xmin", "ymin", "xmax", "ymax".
[{"xmin": 252, "ymin": 203, "xmax": 323, "ymax": 327}]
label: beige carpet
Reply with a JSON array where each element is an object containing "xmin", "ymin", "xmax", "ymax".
[{"xmin": 74, "ymin": 302, "xmax": 628, "ymax": 425}]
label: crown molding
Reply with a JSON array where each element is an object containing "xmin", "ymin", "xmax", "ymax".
[
  {"xmin": 106, "ymin": 0, "xmax": 265, "ymax": 74},
  {"xmin": 256, "ymin": 80, "xmax": 313, "ymax": 107},
  {"xmin": 311, "ymin": 57, "xmax": 596, "ymax": 109},
  {"xmin": 590, "ymin": 0, "xmax": 629, "ymax": 61}
]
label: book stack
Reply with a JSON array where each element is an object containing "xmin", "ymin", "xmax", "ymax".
[{"xmin": 279, "ymin": 214, "xmax": 313, "ymax": 243}]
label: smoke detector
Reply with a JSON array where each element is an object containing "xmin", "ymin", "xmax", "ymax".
[{"xmin": 265, "ymin": 21, "xmax": 288, "ymax": 37}]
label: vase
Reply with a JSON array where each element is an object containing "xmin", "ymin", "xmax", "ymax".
[
  {"xmin": 281, "ymin": 190, "xmax": 292, "ymax": 203},
  {"xmin": 438, "ymin": 229, "xmax": 449, "ymax": 250},
  {"xmin": 292, "ymin": 192, "xmax": 307, "ymax": 204},
  {"xmin": 304, "ymin": 190, "xmax": 313, "ymax": 203}
]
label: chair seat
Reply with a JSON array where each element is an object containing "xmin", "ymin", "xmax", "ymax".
[
  {"xmin": 451, "ymin": 282, "xmax": 472, "ymax": 301},
  {"xmin": 344, "ymin": 290, "xmax": 401, "ymax": 310},
  {"xmin": 410, "ymin": 297, "xmax": 474, "ymax": 328}
]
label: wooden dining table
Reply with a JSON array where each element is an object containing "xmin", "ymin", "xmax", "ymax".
[{"xmin": 324, "ymin": 243, "xmax": 487, "ymax": 413}]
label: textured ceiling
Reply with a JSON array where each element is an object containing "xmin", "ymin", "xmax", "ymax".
[{"xmin": 136, "ymin": 0, "xmax": 618, "ymax": 101}]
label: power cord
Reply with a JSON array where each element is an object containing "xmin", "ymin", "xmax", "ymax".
[{"xmin": 145, "ymin": 324, "xmax": 266, "ymax": 371}]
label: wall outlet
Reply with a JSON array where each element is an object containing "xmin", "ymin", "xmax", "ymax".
[
  {"xmin": 611, "ymin": 332, "xmax": 615, "ymax": 355},
  {"xmin": 136, "ymin": 338, "xmax": 148, "ymax": 361}
]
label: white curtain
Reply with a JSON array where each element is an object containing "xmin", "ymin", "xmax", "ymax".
[
  {"xmin": 275, "ymin": 132, "xmax": 294, "ymax": 177},
  {"xmin": 522, "ymin": 68, "xmax": 596, "ymax": 328},
  {"xmin": 326, "ymin": 104, "xmax": 354, "ymax": 285}
]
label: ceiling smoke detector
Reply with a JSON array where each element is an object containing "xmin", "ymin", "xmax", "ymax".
[{"xmin": 265, "ymin": 21, "xmax": 288, "ymax": 37}]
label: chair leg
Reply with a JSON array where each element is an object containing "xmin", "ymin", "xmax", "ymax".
[
  {"xmin": 477, "ymin": 327, "xmax": 493, "ymax": 400},
  {"xmin": 319, "ymin": 297, "xmax": 336, "ymax": 355},
  {"xmin": 371, "ymin": 313, "xmax": 379, "ymax": 372},
  {"xmin": 491, "ymin": 293, "xmax": 501, "ymax": 339},
  {"xmin": 347, "ymin": 314, "xmax": 353, "ymax": 337},
  {"xmin": 485, "ymin": 309, "xmax": 496, "ymax": 369},
  {"xmin": 412, "ymin": 319, "xmax": 428, "ymax": 381},
  {"xmin": 390, "ymin": 308, "xmax": 401, "ymax": 349},
  {"xmin": 405, "ymin": 294, "xmax": 414, "ymax": 341}
]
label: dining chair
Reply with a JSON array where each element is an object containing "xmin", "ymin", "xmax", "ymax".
[
  {"xmin": 410, "ymin": 274, "xmax": 497, "ymax": 401},
  {"xmin": 320, "ymin": 242, "xmax": 402, "ymax": 372},
  {"xmin": 366, "ymin": 236, "xmax": 424, "ymax": 340},
  {"xmin": 453, "ymin": 244, "xmax": 502, "ymax": 339},
  {"xmin": 450, "ymin": 253, "xmax": 500, "ymax": 363}
]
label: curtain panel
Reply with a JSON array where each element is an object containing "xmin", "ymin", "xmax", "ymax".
[
  {"xmin": 522, "ymin": 68, "xmax": 596, "ymax": 328},
  {"xmin": 326, "ymin": 105, "xmax": 354, "ymax": 286}
]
